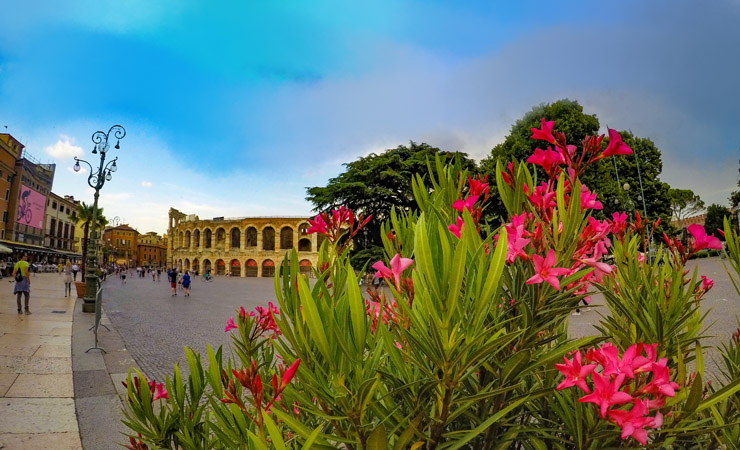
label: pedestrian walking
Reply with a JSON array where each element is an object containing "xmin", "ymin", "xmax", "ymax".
[
  {"xmin": 152, "ymin": 270, "xmax": 156, "ymax": 282},
  {"xmin": 182, "ymin": 270, "xmax": 191, "ymax": 296},
  {"xmin": 168, "ymin": 268, "xmax": 177, "ymax": 296},
  {"xmin": 63, "ymin": 260, "xmax": 73, "ymax": 297},
  {"xmin": 72, "ymin": 263, "xmax": 79, "ymax": 281},
  {"xmin": 157, "ymin": 268, "xmax": 161, "ymax": 281},
  {"xmin": 12, "ymin": 253, "xmax": 31, "ymax": 315},
  {"xmin": 58, "ymin": 262, "xmax": 62, "ymax": 276},
  {"xmin": 121, "ymin": 270, "xmax": 127, "ymax": 284}
]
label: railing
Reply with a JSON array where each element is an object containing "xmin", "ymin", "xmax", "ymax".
[{"xmin": 86, "ymin": 279, "xmax": 109, "ymax": 353}]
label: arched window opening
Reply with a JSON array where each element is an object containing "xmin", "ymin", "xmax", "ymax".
[
  {"xmin": 280, "ymin": 227, "xmax": 294, "ymax": 250},
  {"xmin": 262, "ymin": 227, "xmax": 275, "ymax": 251},
  {"xmin": 230, "ymin": 228, "xmax": 240, "ymax": 249}
]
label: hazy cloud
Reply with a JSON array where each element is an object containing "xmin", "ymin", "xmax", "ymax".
[
  {"xmin": 45, "ymin": 135, "xmax": 83, "ymax": 158},
  {"xmin": 141, "ymin": 181, "xmax": 152, "ymax": 188}
]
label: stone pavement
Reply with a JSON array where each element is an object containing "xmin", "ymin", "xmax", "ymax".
[
  {"xmin": 0, "ymin": 272, "xmax": 142, "ymax": 450},
  {"xmin": 0, "ymin": 272, "xmax": 81, "ymax": 449}
]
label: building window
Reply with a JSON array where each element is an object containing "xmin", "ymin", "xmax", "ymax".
[
  {"xmin": 5, "ymin": 175, "xmax": 10, "ymax": 182},
  {"xmin": 59, "ymin": 204, "xmax": 64, "ymax": 211},
  {"xmin": 1, "ymin": 211, "xmax": 6, "ymax": 223},
  {"xmin": 52, "ymin": 201, "xmax": 57, "ymax": 209},
  {"xmin": 4, "ymin": 190, "xmax": 8, "ymax": 201},
  {"xmin": 50, "ymin": 218, "xmax": 56, "ymax": 237}
]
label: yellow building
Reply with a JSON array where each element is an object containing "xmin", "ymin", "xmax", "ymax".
[
  {"xmin": 136, "ymin": 232, "xmax": 166, "ymax": 267},
  {"xmin": 102, "ymin": 224, "xmax": 138, "ymax": 266},
  {"xmin": 167, "ymin": 208, "xmax": 319, "ymax": 277}
]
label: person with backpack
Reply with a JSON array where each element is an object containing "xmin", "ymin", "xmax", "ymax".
[
  {"xmin": 168, "ymin": 268, "xmax": 178, "ymax": 296},
  {"xmin": 12, "ymin": 253, "xmax": 31, "ymax": 314},
  {"xmin": 182, "ymin": 270, "xmax": 191, "ymax": 297}
]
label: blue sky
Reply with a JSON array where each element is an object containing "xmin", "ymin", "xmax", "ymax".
[{"xmin": 1, "ymin": 1, "xmax": 738, "ymax": 233}]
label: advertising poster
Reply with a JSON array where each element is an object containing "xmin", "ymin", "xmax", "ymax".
[{"xmin": 17, "ymin": 184, "xmax": 46, "ymax": 230}]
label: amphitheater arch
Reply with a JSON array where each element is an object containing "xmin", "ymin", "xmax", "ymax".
[
  {"xmin": 262, "ymin": 259, "xmax": 275, "ymax": 277},
  {"xmin": 245, "ymin": 259, "xmax": 258, "ymax": 277}
]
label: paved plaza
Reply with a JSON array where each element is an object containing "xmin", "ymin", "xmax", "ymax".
[
  {"xmin": 103, "ymin": 257, "xmax": 740, "ymax": 384},
  {"xmin": 1, "ymin": 257, "xmax": 739, "ymax": 449}
]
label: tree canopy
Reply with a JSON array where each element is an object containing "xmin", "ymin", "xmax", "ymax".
[
  {"xmin": 306, "ymin": 142, "xmax": 476, "ymax": 268},
  {"xmin": 69, "ymin": 202, "xmax": 107, "ymax": 279},
  {"xmin": 705, "ymin": 203, "xmax": 733, "ymax": 241},
  {"xmin": 480, "ymin": 99, "xmax": 673, "ymax": 234}
]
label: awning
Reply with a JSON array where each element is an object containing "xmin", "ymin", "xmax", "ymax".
[{"xmin": 0, "ymin": 244, "xmax": 12, "ymax": 254}]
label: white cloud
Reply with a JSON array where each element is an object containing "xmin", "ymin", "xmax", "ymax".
[
  {"xmin": 141, "ymin": 181, "xmax": 153, "ymax": 188},
  {"xmin": 45, "ymin": 134, "xmax": 83, "ymax": 158}
]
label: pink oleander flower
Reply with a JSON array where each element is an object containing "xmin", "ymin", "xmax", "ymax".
[
  {"xmin": 306, "ymin": 214, "xmax": 328, "ymax": 235},
  {"xmin": 578, "ymin": 257, "xmax": 613, "ymax": 280},
  {"xmin": 225, "ymin": 316, "xmax": 237, "ymax": 332},
  {"xmin": 152, "ymin": 382, "xmax": 168, "ymax": 401},
  {"xmin": 555, "ymin": 351, "xmax": 597, "ymax": 393},
  {"xmin": 468, "ymin": 175, "xmax": 489, "ymax": 197},
  {"xmin": 609, "ymin": 212, "xmax": 629, "ymax": 236},
  {"xmin": 580, "ymin": 185, "xmax": 603, "ymax": 211},
  {"xmin": 701, "ymin": 275, "xmax": 714, "ymax": 291},
  {"xmin": 252, "ymin": 302, "xmax": 281, "ymax": 337},
  {"xmin": 531, "ymin": 117, "xmax": 556, "ymax": 144},
  {"xmin": 452, "ymin": 195, "xmax": 480, "ymax": 213},
  {"xmin": 639, "ymin": 364, "xmax": 679, "ymax": 397},
  {"xmin": 527, "ymin": 183, "xmax": 557, "ymax": 211},
  {"xmin": 602, "ymin": 129, "xmax": 633, "ymax": 158},
  {"xmin": 448, "ymin": 216, "xmax": 464, "ymax": 239},
  {"xmin": 505, "ymin": 224, "xmax": 530, "ymax": 264},
  {"xmin": 688, "ymin": 224, "xmax": 722, "ymax": 251},
  {"xmin": 601, "ymin": 344, "xmax": 652, "ymax": 379},
  {"xmin": 608, "ymin": 401, "xmax": 651, "ymax": 445},
  {"xmin": 526, "ymin": 249, "xmax": 570, "ymax": 290},
  {"xmin": 578, "ymin": 372, "xmax": 634, "ymax": 418},
  {"xmin": 527, "ymin": 147, "xmax": 563, "ymax": 176},
  {"xmin": 373, "ymin": 253, "xmax": 414, "ymax": 287}
]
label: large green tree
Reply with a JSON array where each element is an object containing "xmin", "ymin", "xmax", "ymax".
[
  {"xmin": 306, "ymin": 142, "xmax": 477, "ymax": 268},
  {"xmin": 480, "ymin": 99, "xmax": 672, "ymax": 235},
  {"xmin": 69, "ymin": 202, "xmax": 107, "ymax": 281},
  {"xmin": 705, "ymin": 203, "xmax": 733, "ymax": 241},
  {"xmin": 611, "ymin": 131, "xmax": 673, "ymax": 235},
  {"xmin": 480, "ymin": 99, "xmax": 605, "ymax": 223}
]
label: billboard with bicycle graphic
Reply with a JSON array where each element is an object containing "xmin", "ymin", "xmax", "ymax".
[{"xmin": 17, "ymin": 184, "xmax": 46, "ymax": 230}]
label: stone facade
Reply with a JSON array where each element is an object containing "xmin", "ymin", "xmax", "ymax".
[
  {"xmin": 44, "ymin": 193, "xmax": 80, "ymax": 251},
  {"xmin": 167, "ymin": 208, "xmax": 319, "ymax": 277},
  {"xmin": 102, "ymin": 224, "xmax": 139, "ymax": 266},
  {"xmin": 137, "ymin": 232, "xmax": 166, "ymax": 267}
]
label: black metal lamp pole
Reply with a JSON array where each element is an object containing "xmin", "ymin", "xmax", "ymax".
[{"xmin": 74, "ymin": 125, "xmax": 124, "ymax": 313}]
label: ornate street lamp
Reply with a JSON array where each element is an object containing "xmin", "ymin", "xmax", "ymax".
[{"xmin": 73, "ymin": 125, "xmax": 125, "ymax": 313}]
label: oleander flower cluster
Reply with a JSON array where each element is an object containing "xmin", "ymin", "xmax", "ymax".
[{"xmin": 556, "ymin": 343, "xmax": 678, "ymax": 445}]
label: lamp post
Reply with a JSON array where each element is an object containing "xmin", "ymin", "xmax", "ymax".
[{"xmin": 73, "ymin": 125, "xmax": 125, "ymax": 313}]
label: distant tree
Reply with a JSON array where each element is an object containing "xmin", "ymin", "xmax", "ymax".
[
  {"xmin": 729, "ymin": 190, "xmax": 740, "ymax": 208},
  {"xmin": 480, "ymin": 99, "xmax": 602, "ymax": 223},
  {"xmin": 306, "ymin": 142, "xmax": 477, "ymax": 269},
  {"xmin": 704, "ymin": 203, "xmax": 732, "ymax": 241},
  {"xmin": 612, "ymin": 131, "xmax": 673, "ymax": 235},
  {"xmin": 479, "ymin": 100, "xmax": 671, "ymax": 234},
  {"xmin": 668, "ymin": 188, "xmax": 705, "ymax": 222},
  {"xmin": 69, "ymin": 202, "xmax": 107, "ymax": 281},
  {"xmin": 306, "ymin": 141, "xmax": 477, "ymax": 269}
]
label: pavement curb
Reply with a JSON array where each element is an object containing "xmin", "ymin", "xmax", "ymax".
[{"xmin": 71, "ymin": 295, "xmax": 143, "ymax": 450}]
